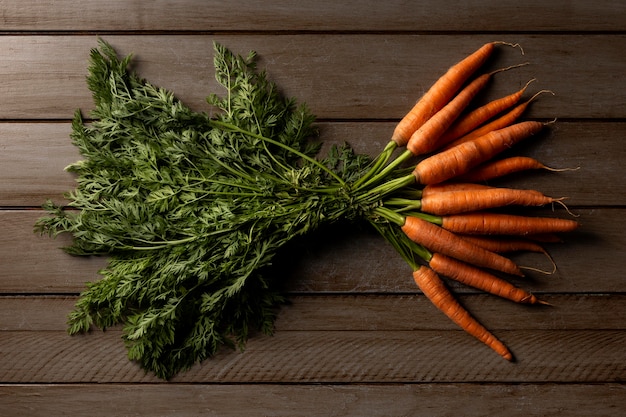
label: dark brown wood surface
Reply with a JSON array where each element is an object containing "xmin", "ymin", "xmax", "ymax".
[{"xmin": 1, "ymin": 1, "xmax": 625, "ymax": 416}]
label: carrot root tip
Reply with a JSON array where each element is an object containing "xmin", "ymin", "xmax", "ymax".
[
  {"xmin": 494, "ymin": 41, "xmax": 525, "ymax": 55},
  {"xmin": 520, "ymin": 265, "xmax": 556, "ymax": 275}
]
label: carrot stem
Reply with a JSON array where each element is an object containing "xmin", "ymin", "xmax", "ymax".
[{"xmin": 356, "ymin": 149, "xmax": 414, "ymax": 191}]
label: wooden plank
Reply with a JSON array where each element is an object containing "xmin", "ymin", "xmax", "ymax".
[
  {"xmin": 1, "ymin": 329, "xmax": 625, "ymax": 383},
  {"xmin": 2, "ymin": 294, "xmax": 626, "ymax": 332},
  {"xmin": 2, "ymin": 0, "xmax": 625, "ymax": 32},
  {"xmin": 0, "ymin": 123, "xmax": 79, "ymax": 206},
  {"xmin": 0, "ymin": 211, "xmax": 107, "ymax": 293},
  {"xmin": 1, "ymin": 208, "xmax": 624, "ymax": 294},
  {"xmin": 2, "ymin": 121, "xmax": 624, "ymax": 207},
  {"xmin": 2, "ymin": 383, "xmax": 625, "ymax": 417},
  {"xmin": 0, "ymin": 35, "xmax": 624, "ymax": 120}
]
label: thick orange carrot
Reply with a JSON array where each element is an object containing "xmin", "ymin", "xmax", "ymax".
[
  {"xmin": 413, "ymin": 120, "xmax": 545, "ymax": 185},
  {"xmin": 436, "ymin": 79, "xmax": 534, "ymax": 146},
  {"xmin": 391, "ymin": 42, "xmax": 496, "ymax": 147},
  {"xmin": 412, "ymin": 266, "xmax": 513, "ymax": 361},
  {"xmin": 441, "ymin": 212, "xmax": 580, "ymax": 235},
  {"xmin": 420, "ymin": 187, "xmax": 563, "ymax": 215},
  {"xmin": 406, "ymin": 71, "xmax": 496, "ymax": 155},
  {"xmin": 421, "ymin": 182, "xmax": 493, "ymax": 197},
  {"xmin": 401, "ymin": 216, "xmax": 523, "ymax": 276},
  {"xmin": 429, "ymin": 253, "xmax": 541, "ymax": 304},
  {"xmin": 456, "ymin": 156, "xmax": 572, "ymax": 182},
  {"xmin": 442, "ymin": 89, "xmax": 552, "ymax": 151}
]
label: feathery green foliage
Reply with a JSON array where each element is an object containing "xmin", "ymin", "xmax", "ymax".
[{"xmin": 35, "ymin": 40, "xmax": 385, "ymax": 379}]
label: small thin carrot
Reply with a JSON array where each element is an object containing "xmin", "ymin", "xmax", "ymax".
[
  {"xmin": 456, "ymin": 156, "xmax": 578, "ymax": 182},
  {"xmin": 412, "ymin": 265, "xmax": 513, "ymax": 361},
  {"xmin": 401, "ymin": 216, "xmax": 523, "ymax": 276},
  {"xmin": 456, "ymin": 235, "xmax": 557, "ymax": 273},
  {"xmin": 413, "ymin": 120, "xmax": 545, "ymax": 185},
  {"xmin": 442, "ymin": 89, "xmax": 553, "ymax": 151},
  {"xmin": 391, "ymin": 42, "xmax": 497, "ymax": 147},
  {"xmin": 436, "ymin": 79, "xmax": 535, "ymax": 146},
  {"xmin": 456, "ymin": 234, "xmax": 548, "ymax": 254},
  {"xmin": 429, "ymin": 253, "xmax": 544, "ymax": 304},
  {"xmin": 419, "ymin": 187, "xmax": 564, "ymax": 215},
  {"xmin": 441, "ymin": 212, "xmax": 580, "ymax": 235}
]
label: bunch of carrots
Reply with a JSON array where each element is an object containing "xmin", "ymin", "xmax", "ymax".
[
  {"xmin": 361, "ymin": 41, "xmax": 579, "ymax": 361},
  {"xmin": 39, "ymin": 40, "xmax": 580, "ymax": 376}
]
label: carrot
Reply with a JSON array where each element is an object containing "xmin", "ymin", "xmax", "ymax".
[
  {"xmin": 406, "ymin": 72, "xmax": 493, "ymax": 155},
  {"xmin": 419, "ymin": 187, "xmax": 564, "ymax": 215},
  {"xmin": 413, "ymin": 120, "xmax": 545, "ymax": 185},
  {"xmin": 401, "ymin": 216, "xmax": 523, "ymax": 276},
  {"xmin": 442, "ymin": 89, "xmax": 553, "ymax": 151},
  {"xmin": 436, "ymin": 79, "xmax": 534, "ymax": 146},
  {"xmin": 421, "ymin": 182, "xmax": 493, "ymax": 197},
  {"xmin": 429, "ymin": 253, "xmax": 543, "ymax": 304},
  {"xmin": 412, "ymin": 265, "xmax": 513, "ymax": 361},
  {"xmin": 405, "ymin": 64, "xmax": 526, "ymax": 155},
  {"xmin": 456, "ymin": 234, "xmax": 548, "ymax": 254},
  {"xmin": 456, "ymin": 235, "xmax": 557, "ymax": 274},
  {"xmin": 456, "ymin": 156, "xmax": 577, "ymax": 182},
  {"xmin": 441, "ymin": 212, "xmax": 580, "ymax": 235},
  {"xmin": 391, "ymin": 42, "xmax": 497, "ymax": 147}
]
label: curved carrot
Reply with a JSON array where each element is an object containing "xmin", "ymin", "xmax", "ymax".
[
  {"xmin": 401, "ymin": 216, "xmax": 523, "ymax": 276},
  {"xmin": 391, "ymin": 42, "xmax": 496, "ymax": 147},
  {"xmin": 412, "ymin": 120, "xmax": 545, "ymax": 185},
  {"xmin": 429, "ymin": 253, "xmax": 542, "ymax": 304},
  {"xmin": 436, "ymin": 79, "xmax": 534, "ymax": 146},
  {"xmin": 420, "ymin": 187, "xmax": 563, "ymax": 215},
  {"xmin": 441, "ymin": 212, "xmax": 580, "ymax": 235},
  {"xmin": 412, "ymin": 266, "xmax": 513, "ymax": 361},
  {"xmin": 456, "ymin": 156, "xmax": 576, "ymax": 182}
]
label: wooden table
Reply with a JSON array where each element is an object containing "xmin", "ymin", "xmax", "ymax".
[{"xmin": 2, "ymin": 1, "xmax": 625, "ymax": 415}]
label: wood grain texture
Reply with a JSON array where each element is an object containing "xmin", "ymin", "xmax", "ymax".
[
  {"xmin": 2, "ymin": 383, "xmax": 625, "ymax": 417},
  {"xmin": 0, "ymin": 35, "xmax": 625, "ymax": 120},
  {"xmin": 2, "ymin": 0, "xmax": 625, "ymax": 32},
  {"xmin": 1, "ymin": 0, "xmax": 624, "ymax": 414},
  {"xmin": 1, "ymin": 329, "xmax": 625, "ymax": 383},
  {"xmin": 2, "ymin": 293, "xmax": 625, "ymax": 332}
]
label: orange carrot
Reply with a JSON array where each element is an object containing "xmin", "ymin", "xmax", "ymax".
[
  {"xmin": 421, "ymin": 182, "xmax": 493, "ymax": 197},
  {"xmin": 456, "ymin": 234, "xmax": 548, "ymax": 254},
  {"xmin": 401, "ymin": 216, "xmax": 523, "ymax": 276},
  {"xmin": 455, "ymin": 235, "xmax": 557, "ymax": 274},
  {"xmin": 391, "ymin": 42, "xmax": 497, "ymax": 147},
  {"xmin": 405, "ymin": 65, "xmax": 526, "ymax": 155},
  {"xmin": 436, "ymin": 79, "xmax": 534, "ymax": 146},
  {"xmin": 456, "ymin": 156, "xmax": 575, "ymax": 182},
  {"xmin": 413, "ymin": 120, "xmax": 545, "ymax": 185},
  {"xmin": 442, "ymin": 89, "xmax": 552, "ymax": 151},
  {"xmin": 441, "ymin": 212, "xmax": 580, "ymax": 235},
  {"xmin": 419, "ymin": 187, "xmax": 564, "ymax": 215},
  {"xmin": 429, "ymin": 253, "xmax": 542, "ymax": 304},
  {"xmin": 412, "ymin": 265, "xmax": 513, "ymax": 361}
]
